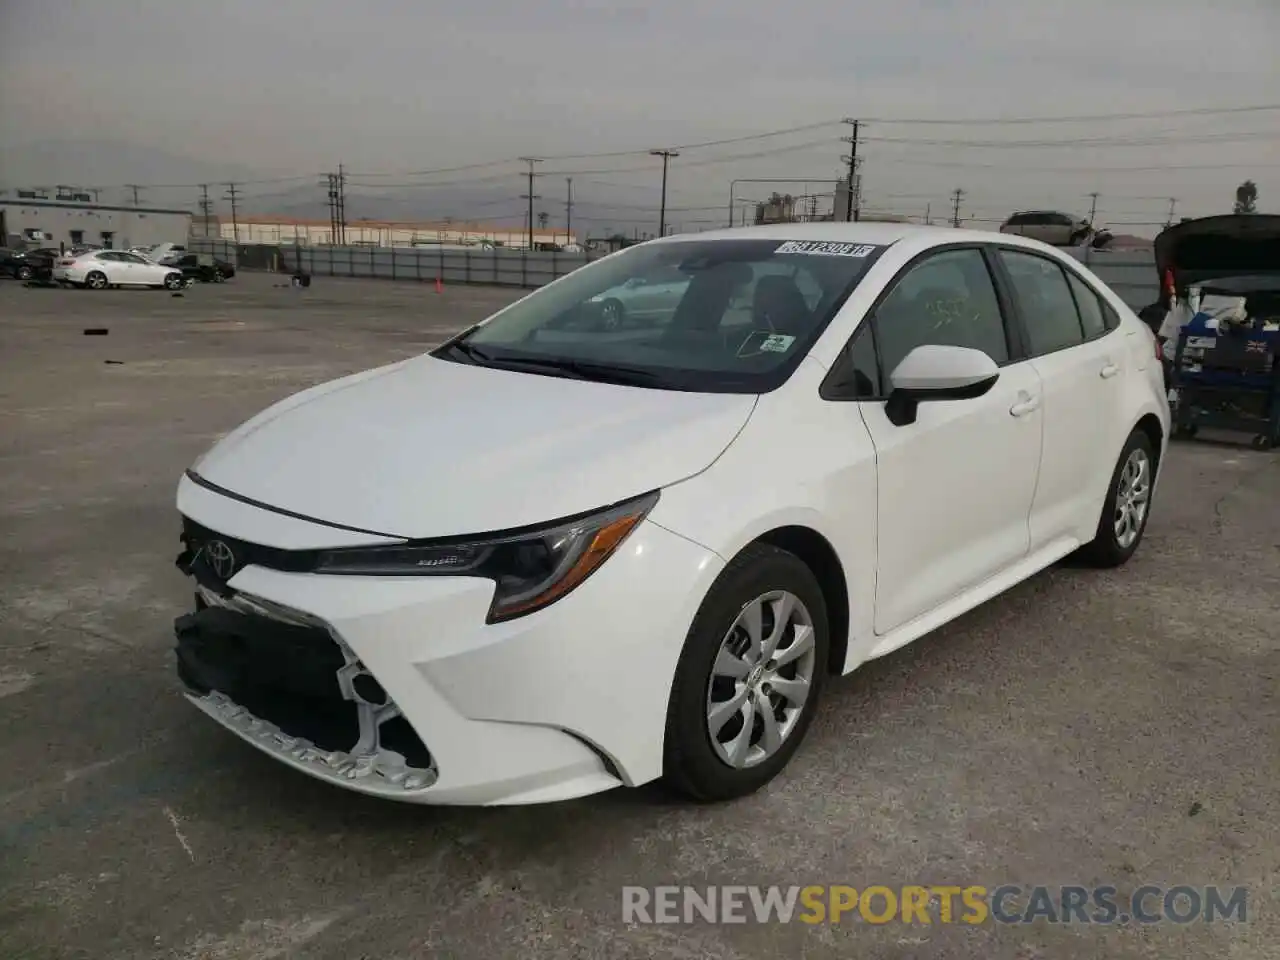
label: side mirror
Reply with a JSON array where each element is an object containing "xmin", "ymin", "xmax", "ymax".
[{"xmin": 884, "ymin": 345, "xmax": 1000, "ymax": 426}]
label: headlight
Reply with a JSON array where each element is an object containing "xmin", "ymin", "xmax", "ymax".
[{"xmin": 314, "ymin": 491, "xmax": 658, "ymax": 622}]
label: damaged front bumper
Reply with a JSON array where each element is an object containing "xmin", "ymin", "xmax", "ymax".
[{"xmin": 175, "ymin": 586, "xmax": 439, "ymax": 797}]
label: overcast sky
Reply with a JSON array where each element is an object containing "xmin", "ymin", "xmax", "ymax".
[{"xmin": 2, "ymin": 0, "xmax": 1278, "ymax": 232}]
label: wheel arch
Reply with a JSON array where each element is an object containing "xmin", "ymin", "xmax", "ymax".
[
  {"xmin": 1134, "ymin": 412, "xmax": 1166, "ymax": 474},
  {"xmin": 751, "ymin": 525, "xmax": 850, "ymax": 679}
]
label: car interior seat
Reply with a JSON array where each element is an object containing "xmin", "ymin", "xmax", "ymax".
[{"xmin": 752, "ymin": 275, "xmax": 813, "ymax": 335}]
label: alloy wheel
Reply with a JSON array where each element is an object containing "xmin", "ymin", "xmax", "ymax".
[
  {"xmin": 1113, "ymin": 447, "xmax": 1151, "ymax": 549},
  {"xmin": 705, "ymin": 590, "xmax": 817, "ymax": 769}
]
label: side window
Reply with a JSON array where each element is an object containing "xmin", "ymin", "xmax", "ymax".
[
  {"xmin": 1065, "ymin": 271, "xmax": 1107, "ymax": 339},
  {"xmin": 822, "ymin": 323, "xmax": 880, "ymax": 399},
  {"xmin": 996, "ymin": 249, "xmax": 1085, "ymax": 355},
  {"xmin": 874, "ymin": 248, "xmax": 1010, "ymax": 379},
  {"xmin": 1050, "ymin": 213, "xmax": 1075, "ymax": 227},
  {"xmin": 1101, "ymin": 299, "xmax": 1121, "ymax": 331}
]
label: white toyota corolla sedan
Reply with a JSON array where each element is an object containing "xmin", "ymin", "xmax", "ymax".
[{"xmin": 173, "ymin": 224, "xmax": 1169, "ymax": 805}]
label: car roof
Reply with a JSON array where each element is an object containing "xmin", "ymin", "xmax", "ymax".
[{"xmin": 655, "ymin": 221, "xmax": 1056, "ymax": 251}]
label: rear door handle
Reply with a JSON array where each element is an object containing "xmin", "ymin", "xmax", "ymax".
[
  {"xmin": 1010, "ymin": 395, "xmax": 1041, "ymax": 417},
  {"xmin": 1100, "ymin": 363, "xmax": 1120, "ymax": 379}
]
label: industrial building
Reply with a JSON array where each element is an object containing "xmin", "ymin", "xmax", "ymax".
[
  {"xmin": 192, "ymin": 214, "xmax": 577, "ymax": 250},
  {"xmin": 0, "ymin": 189, "xmax": 192, "ymax": 250}
]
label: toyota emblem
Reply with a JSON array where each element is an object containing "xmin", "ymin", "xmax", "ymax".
[{"xmin": 204, "ymin": 539, "xmax": 237, "ymax": 580}]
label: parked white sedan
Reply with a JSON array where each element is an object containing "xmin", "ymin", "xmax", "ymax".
[
  {"xmin": 53, "ymin": 250, "xmax": 185, "ymax": 290},
  {"xmin": 172, "ymin": 224, "xmax": 1169, "ymax": 806}
]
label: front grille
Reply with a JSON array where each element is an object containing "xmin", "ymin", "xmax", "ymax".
[{"xmin": 178, "ymin": 517, "xmax": 317, "ymax": 589}]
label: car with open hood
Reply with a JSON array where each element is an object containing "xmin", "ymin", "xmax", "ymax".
[{"xmin": 172, "ymin": 224, "xmax": 1169, "ymax": 806}]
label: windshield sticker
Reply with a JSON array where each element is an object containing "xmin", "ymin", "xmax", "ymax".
[
  {"xmin": 759, "ymin": 333, "xmax": 797, "ymax": 353},
  {"xmin": 775, "ymin": 240, "xmax": 879, "ymax": 257}
]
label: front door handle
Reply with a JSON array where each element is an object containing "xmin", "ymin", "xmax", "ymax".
[
  {"xmin": 1010, "ymin": 395, "xmax": 1041, "ymax": 417},
  {"xmin": 1100, "ymin": 363, "xmax": 1120, "ymax": 379}
]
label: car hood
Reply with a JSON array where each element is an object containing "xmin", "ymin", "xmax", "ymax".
[
  {"xmin": 1154, "ymin": 214, "xmax": 1280, "ymax": 287},
  {"xmin": 192, "ymin": 354, "xmax": 757, "ymax": 539}
]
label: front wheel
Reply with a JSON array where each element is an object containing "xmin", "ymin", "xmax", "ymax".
[
  {"xmin": 212, "ymin": 269, "xmax": 225, "ymax": 283},
  {"xmin": 163, "ymin": 272, "xmax": 183, "ymax": 290},
  {"xmin": 1077, "ymin": 429, "xmax": 1155, "ymax": 567},
  {"xmin": 664, "ymin": 543, "xmax": 828, "ymax": 802},
  {"xmin": 16, "ymin": 265, "xmax": 33, "ymax": 282}
]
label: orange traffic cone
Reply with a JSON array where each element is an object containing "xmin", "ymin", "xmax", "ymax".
[{"xmin": 435, "ymin": 276, "xmax": 443, "ymax": 294}]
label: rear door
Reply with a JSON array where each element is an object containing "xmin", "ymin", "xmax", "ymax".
[{"xmin": 993, "ymin": 247, "xmax": 1125, "ymax": 550}]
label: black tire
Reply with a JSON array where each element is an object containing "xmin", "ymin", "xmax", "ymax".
[
  {"xmin": 213, "ymin": 269, "xmax": 225, "ymax": 283},
  {"xmin": 16, "ymin": 265, "xmax": 33, "ymax": 282},
  {"xmin": 1078, "ymin": 429, "xmax": 1156, "ymax": 568},
  {"xmin": 163, "ymin": 272, "xmax": 183, "ymax": 290},
  {"xmin": 597, "ymin": 298, "xmax": 625, "ymax": 331},
  {"xmin": 664, "ymin": 543, "xmax": 829, "ymax": 802},
  {"xmin": 85, "ymin": 271, "xmax": 108, "ymax": 290}
]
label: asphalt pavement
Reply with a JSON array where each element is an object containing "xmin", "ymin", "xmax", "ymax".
[{"xmin": 0, "ymin": 273, "xmax": 1276, "ymax": 959}]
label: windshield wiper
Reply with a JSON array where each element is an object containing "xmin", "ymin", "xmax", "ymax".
[
  {"xmin": 438, "ymin": 339, "xmax": 495, "ymax": 364},
  {"xmin": 486, "ymin": 356, "xmax": 664, "ymax": 386}
]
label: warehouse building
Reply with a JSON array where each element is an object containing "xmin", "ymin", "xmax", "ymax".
[
  {"xmin": 193, "ymin": 214, "xmax": 577, "ymax": 250},
  {"xmin": 0, "ymin": 189, "xmax": 192, "ymax": 250}
]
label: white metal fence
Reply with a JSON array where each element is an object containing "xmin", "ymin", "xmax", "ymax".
[{"xmin": 187, "ymin": 238, "xmax": 1158, "ymax": 309}]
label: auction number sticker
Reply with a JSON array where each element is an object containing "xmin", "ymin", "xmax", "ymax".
[{"xmin": 775, "ymin": 241, "xmax": 879, "ymax": 257}]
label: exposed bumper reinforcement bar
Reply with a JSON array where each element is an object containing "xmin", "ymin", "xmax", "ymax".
[{"xmin": 187, "ymin": 689, "xmax": 439, "ymax": 797}]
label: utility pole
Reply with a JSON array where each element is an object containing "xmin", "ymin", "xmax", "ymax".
[
  {"xmin": 565, "ymin": 177, "xmax": 573, "ymax": 244},
  {"xmin": 1165, "ymin": 197, "xmax": 1177, "ymax": 229},
  {"xmin": 925, "ymin": 202, "xmax": 932, "ymax": 225},
  {"xmin": 650, "ymin": 149, "xmax": 679, "ymax": 237},
  {"xmin": 841, "ymin": 118, "xmax": 860, "ymax": 222},
  {"xmin": 1087, "ymin": 191, "xmax": 1100, "ymax": 226},
  {"xmin": 951, "ymin": 188, "xmax": 965, "ymax": 228},
  {"xmin": 197, "ymin": 184, "xmax": 209, "ymax": 236},
  {"xmin": 325, "ymin": 173, "xmax": 339, "ymax": 243},
  {"xmin": 125, "ymin": 184, "xmax": 142, "ymax": 206},
  {"xmin": 519, "ymin": 157, "xmax": 542, "ymax": 250},
  {"xmin": 336, "ymin": 163, "xmax": 347, "ymax": 246},
  {"xmin": 224, "ymin": 183, "xmax": 240, "ymax": 243}
]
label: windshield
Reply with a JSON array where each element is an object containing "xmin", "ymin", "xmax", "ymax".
[{"xmin": 436, "ymin": 238, "xmax": 886, "ymax": 393}]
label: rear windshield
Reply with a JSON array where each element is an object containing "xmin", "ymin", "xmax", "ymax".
[{"xmin": 438, "ymin": 238, "xmax": 886, "ymax": 393}]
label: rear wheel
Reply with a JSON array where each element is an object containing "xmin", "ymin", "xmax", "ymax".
[
  {"xmin": 85, "ymin": 271, "xmax": 108, "ymax": 290},
  {"xmin": 664, "ymin": 543, "xmax": 828, "ymax": 801},
  {"xmin": 1078, "ymin": 429, "xmax": 1155, "ymax": 567},
  {"xmin": 16, "ymin": 264, "xmax": 33, "ymax": 282}
]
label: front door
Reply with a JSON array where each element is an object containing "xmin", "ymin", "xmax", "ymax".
[{"xmin": 857, "ymin": 247, "xmax": 1044, "ymax": 634}]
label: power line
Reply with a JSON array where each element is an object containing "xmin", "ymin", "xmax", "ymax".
[{"xmin": 860, "ymin": 103, "xmax": 1280, "ymax": 125}]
